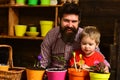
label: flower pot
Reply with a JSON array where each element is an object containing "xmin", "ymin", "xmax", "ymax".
[
  {"xmin": 68, "ymin": 68, "xmax": 89, "ymax": 80},
  {"xmin": 16, "ymin": 0, "xmax": 26, "ymax": 5},
  {"xmin": 28, "ymin": 0, "xmax": 38, "ymax": 5},
  {"xmin": 14, "ymin": 25, "xmax": 27, "ymax": 36},
  {"xmin": 89, "ymin": 72, "xmax": 110, "ymax": 80},
  {"xmin": 26, "ymin": 69, "xmax": 45, "ymax": 80},
  {"xmin": 46, "ymin": 68, "xmax": 67, "ymax": 80},
  {"xmin": 40, "ymin": 0, "xmax": 50, "ymax": 5},
  {"xmin": 40, "ymin": 20, "xmax": 53, "ymax": 36}
]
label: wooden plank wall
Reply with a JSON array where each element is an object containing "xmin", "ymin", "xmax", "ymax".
[{"xmin": 79, "ymin": 1, "xmax": 120, "ymax": 80}]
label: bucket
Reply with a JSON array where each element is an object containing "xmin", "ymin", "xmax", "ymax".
[
  {"xmin": 14, "ymin": 25, "xmax": 27, "ymax": 36},
  {"xmin": 26, "ymin": 69, "xmax": 45, "ymax": 80},
  {"xmin": 30, "ymin": 27, "xmax": 37, "ymax": 32},
  {"xmin": 40, "ymin": 0, "xmax": 50, "ymax": 5},
  {"xmin": 16, "ymin": 0, "xmax": 26, "ymax": 5},
  {"xmin": 0, "ymin": 64, "xmax": 9, "ymax": 71},
  {"xmin": 40, "ymin": 20, "xmax": 53, "ymax": 37},
  {"xmin": 68, "ymin": 68, "xmax": 89, "ymax": 80},
  {"xmin": 46, "ymin": 68, "xmax": 67, "ymax": 80},
  {"xmin": 90, "ymin": 72, "xmax": 110, "ymax": 80},
  {"xmin": 28, "ymin": 0, "xmax": 38, "ymax": 5}
]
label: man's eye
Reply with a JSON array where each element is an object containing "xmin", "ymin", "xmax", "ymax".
[
  {"xmin": 63, "ymin": 19, "xmax": 69, "ymax": 22},
  {"xmin": 72, "ymin": 21, "xmax": 77, "ymax": 23}
]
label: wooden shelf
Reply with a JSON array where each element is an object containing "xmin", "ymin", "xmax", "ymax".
[
  {"xmin": 0, "ymin": 4, "xmax": 62, "ymax": 7},
  {"xmin": 0, "ymin": 35, "xmax": 44, "ymax": 40},
  {"xmin": 0, "ymin": 4, "xmax": 9, "ymax": 7},
  {"xmin": 9, "ymin": 4, "xmax": 62, "ymax": 7},
  {"xmin": 0, "ymin": 1, "xmax": 61, "ymax": 39}
]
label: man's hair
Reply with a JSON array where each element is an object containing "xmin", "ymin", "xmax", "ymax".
[
  {"xmin": 58, "ymin": 3, "xmax": 81, "ymax": 20},
  {"xmin": 80, "ymin": 26, "xmax": 101, "ymax": 45}
]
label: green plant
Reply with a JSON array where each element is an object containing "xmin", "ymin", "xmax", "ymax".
[
  {"xmin": 52, "ymin": 56, "xmax": 66, "ymax": 69},
  {"xmin": 90, "ymin": 62, "xmax": 108, "ymax": 73},
  {"xmin": 28, "ymin": 54, "xmax": 45, "ymax": 70}
]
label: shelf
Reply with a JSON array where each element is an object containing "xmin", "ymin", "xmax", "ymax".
[
  {"xmin": 0, "ymin": 0, "xmax": 62, "ymax": 40},
  {"xmin": 7, "ymin": 4, "xmax": 61, "ymax": 38},
  {"xmin": 0, "ymin": 4, "xmax": 9, "ymax": 7},
  {"xmin": 10, "ymin": 4, "xmax": 62, "ymax": 7},
  {"xmin": 0, "ymin": 4, "xmax": 62, "ymax": 8},
  {"xmin": 0, "ymin": 35, "xmax": 44, "ymax": 40}
]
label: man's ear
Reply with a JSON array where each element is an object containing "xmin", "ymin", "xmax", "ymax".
[{"xmin": 78, "ymin": 20, "xmax": 81, "ymax": 24}]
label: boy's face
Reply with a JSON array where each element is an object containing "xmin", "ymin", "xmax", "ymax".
[{"xmin": 80, "ymin": 36, "xmax": 98, "ymax": 56}]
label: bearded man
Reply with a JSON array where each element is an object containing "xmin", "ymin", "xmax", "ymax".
[{"xmin": 40, "ymin": 3, "xmax": 82, "ymax": 68}]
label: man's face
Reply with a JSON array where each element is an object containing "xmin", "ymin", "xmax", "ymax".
[{"xmin": 60, "ymin": 14, "xmax": 80, "ymax": 43}]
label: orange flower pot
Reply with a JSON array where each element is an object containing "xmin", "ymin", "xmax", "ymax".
[
  {"xmin": 26, "ymin": 69, "xmax": 45, "ymax": 80},
  {"xmin": 68, "ymin": 68, "xmax": 89, "ymax": 80}
]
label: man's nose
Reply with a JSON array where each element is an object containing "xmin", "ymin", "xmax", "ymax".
[{"xmin": 67, "ymin": 21, "xmax": 73, "ymax": 27}]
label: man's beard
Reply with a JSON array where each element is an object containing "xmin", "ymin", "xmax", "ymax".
[{"xmin": 60, "ymin": 26, "xmax": 78, "ymax": 44}]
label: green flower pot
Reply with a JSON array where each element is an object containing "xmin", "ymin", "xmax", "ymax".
[
  {"xmin": 28, "ymin": 0, "xmax": 38, "ymax": 5},
  {"xmin": 16, "ymin": 0, "xmax": 26, "ymax": 5},
  {"xmin": 40, "ymin": 0, "xmax": 50, "ymax": 5}
]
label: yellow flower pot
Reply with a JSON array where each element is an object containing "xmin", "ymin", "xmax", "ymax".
[
  {"xmin": 14, "ymin": 25, "xmax": 27, "ymax": 36},
  {"xmin": 40, "ymin": 20, "xmax": 53, "ymax": 37},
  {"xmin": 90, "ymin": 72, "xmax": 110, "ymax": 80}
]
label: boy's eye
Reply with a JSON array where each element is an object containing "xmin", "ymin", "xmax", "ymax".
[
  {"xmin": 89, "ymin": 44, "xmax": 93, "ymax": 46},
  {"xmin": 81, "ymin": 42, "xmax": 94, "ymax": 46}
]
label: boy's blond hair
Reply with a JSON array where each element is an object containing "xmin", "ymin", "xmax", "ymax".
[{"xmin": 80, "ymin": 26, "xmax": 101, "ymax": 45}]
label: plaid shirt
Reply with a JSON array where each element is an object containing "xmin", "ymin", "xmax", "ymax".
[{"xmin": 40, "ymin": 26, "xmax": 83, "ymax": 68}]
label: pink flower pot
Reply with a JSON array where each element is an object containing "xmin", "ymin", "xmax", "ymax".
[{"xmin": 46, "ymin": 68, "xmax": 67, "ymax": 80}]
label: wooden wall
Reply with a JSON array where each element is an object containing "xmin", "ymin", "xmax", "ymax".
[{"xmin": 79, "ymin": 1, "xmax": 120, "ymax": 80}]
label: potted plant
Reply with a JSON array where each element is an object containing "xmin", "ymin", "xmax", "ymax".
[
  {"xmin": 46, "ymin": 56, "xmax": 67, "ymax": 80},
  {"xmin": 26, "ymin": 54, "xmax": 45, "ymax": 80},
  {"xmin": 89, "ymin": 62, "xmax": 111, "ymax": 80},
  {"xmin": 68, "ymin": 53, "xmax": 89, "ymax": 80}
]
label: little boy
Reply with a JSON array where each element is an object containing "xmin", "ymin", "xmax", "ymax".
[{"xmin": 69, "ymin": 26, "xmax": 109, "ymax": 72}]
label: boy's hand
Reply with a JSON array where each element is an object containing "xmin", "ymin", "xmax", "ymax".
[
  {"xmin": 76, "ymin": 62, "xmax": 90, "ymax": 70},
  {"xmin": 104, "ymin": 66, "xmax": 109, "ymax": 73}
]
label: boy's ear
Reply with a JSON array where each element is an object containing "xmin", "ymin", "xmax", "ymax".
[{"xmin": 95, "ymin": 44, "xmax": 99, "ymax": 48}]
